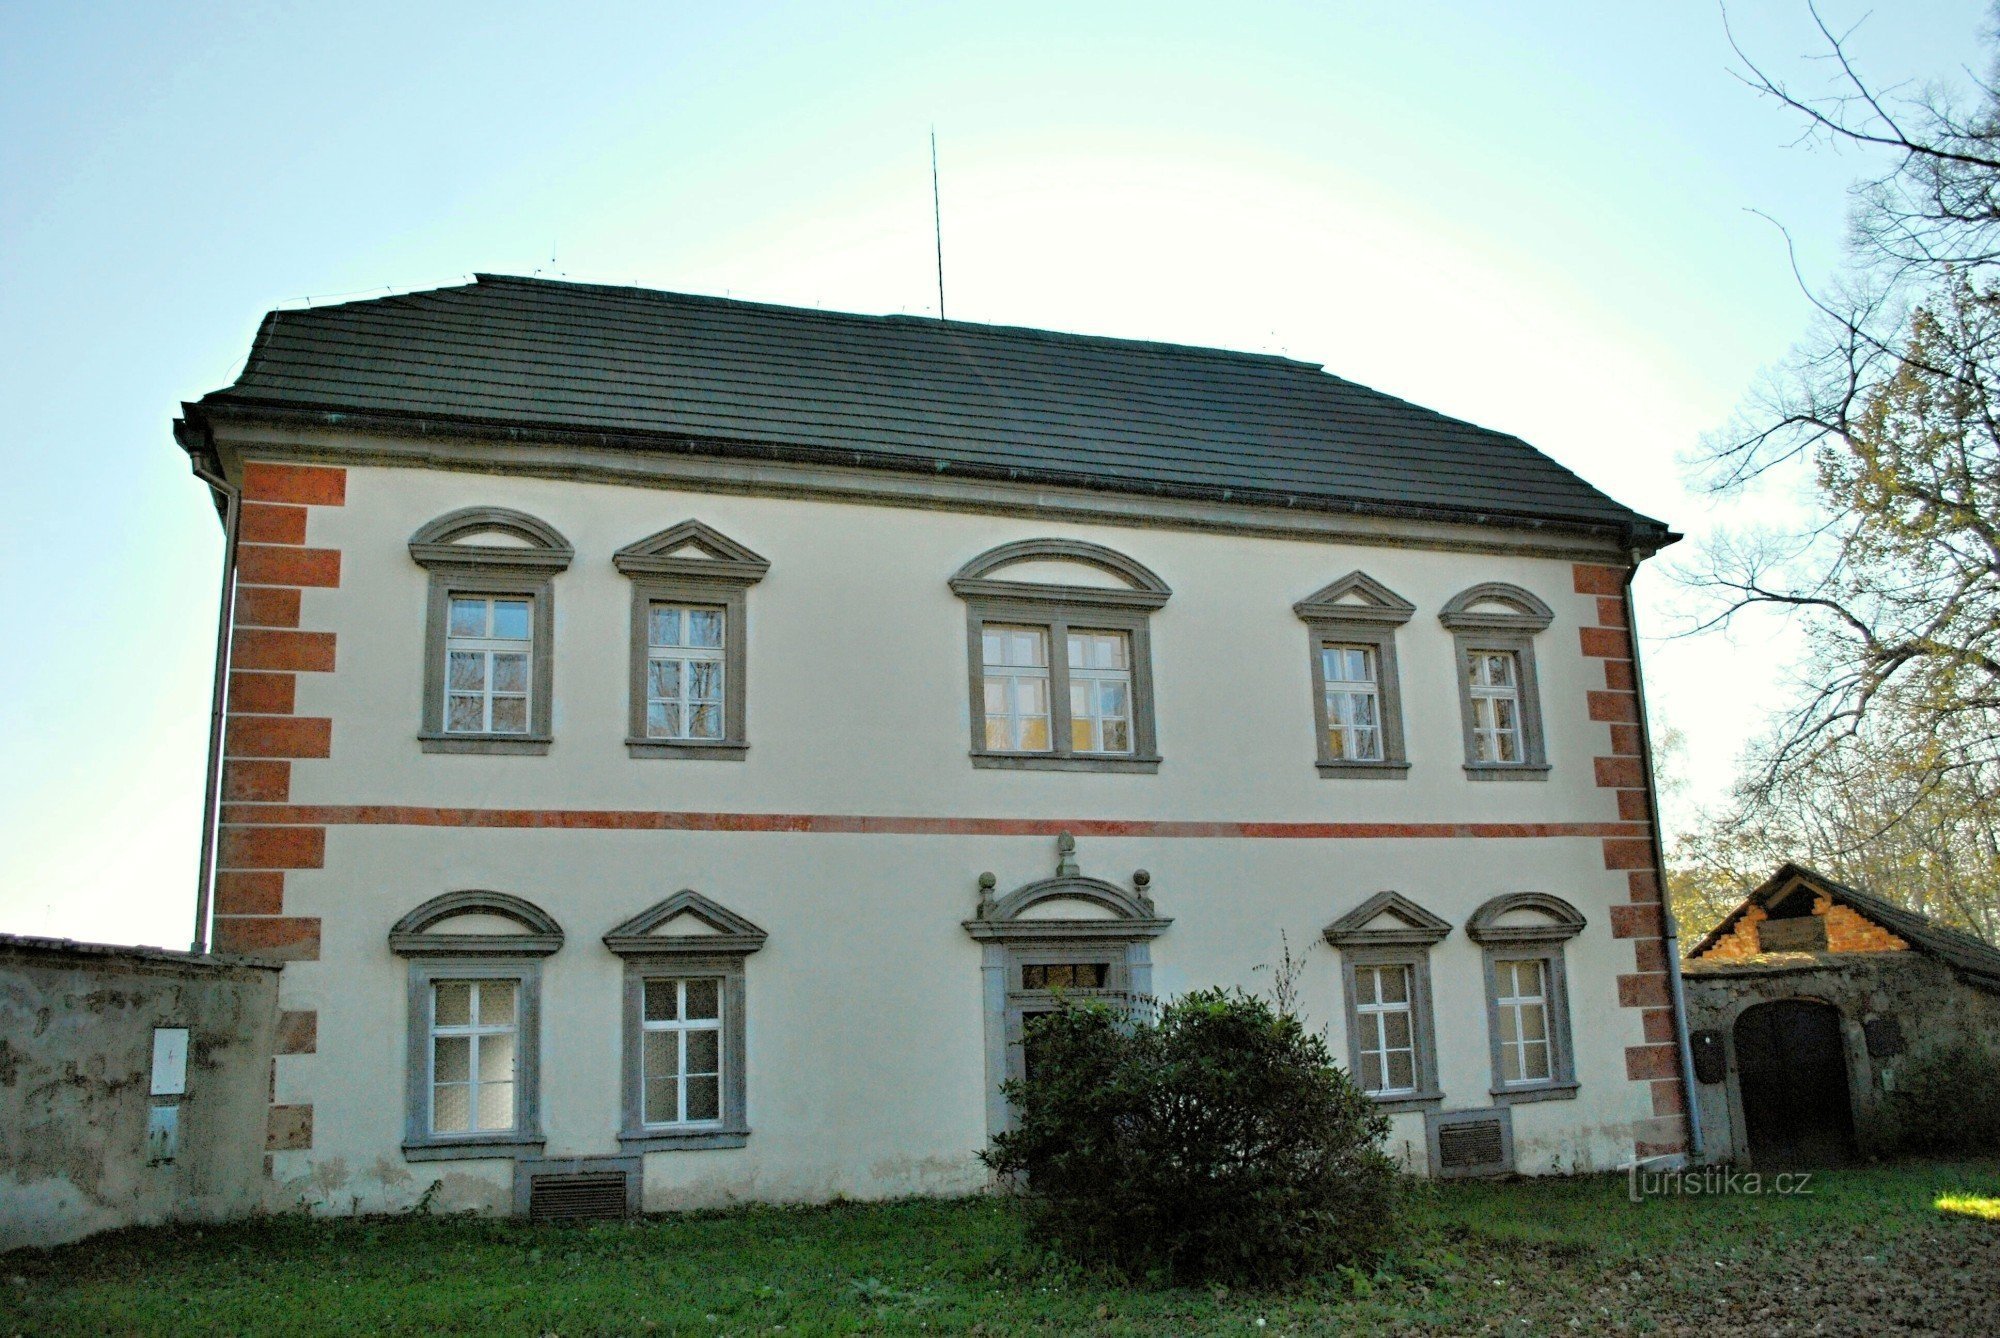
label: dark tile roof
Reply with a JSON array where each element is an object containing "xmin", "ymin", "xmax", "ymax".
[
  {"xmin": 189, "ymin": 274, "xmax": 1670, "ymax": 544},
  {"xmin": 1687, "ymin": 862, "xmax": 2000, "ymax": 990}
]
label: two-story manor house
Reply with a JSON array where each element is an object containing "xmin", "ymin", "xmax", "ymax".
[{"xmin": 175, "ymin": 275, "xmax": 1691, "ymax": 1214}]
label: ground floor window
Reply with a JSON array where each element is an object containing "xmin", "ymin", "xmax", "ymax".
[
  {"xmin": 604, "ymin": 890, "xmax": 766, "ymax": 1152},
  {"xmin": 1351, "ymin": 963, "xmax": 1418, "ymax": 1096},
  {"xmin": 429, "ymin": 978, "xmax": 519, "ymax": 1135},
  {"xmin": 641, "ymin": 977, "xmax": 725, "ymax": 1128}
]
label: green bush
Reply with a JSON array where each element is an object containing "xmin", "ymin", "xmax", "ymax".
[
  {"xmin": 1885, "ymin": 1039, "xmax": 2000, "ymax": 1154},
  {"xmin": 981, "ymin": 989, "xmax": 1400, "ymax": 1285}
]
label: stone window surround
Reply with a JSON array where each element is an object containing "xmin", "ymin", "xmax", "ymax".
[
  {"xmin": 389, "ymin": 890, "xmax": 563, "ymax": 1162},
  {"xmin": 963, "ymin": 843, "xmax": 1171, "ymax": 1140},
  {"xmin": 950, "ymin": 538, "xmax": 1171, "ymax": 774},
  {"xmin": 1439, "ymin": 582, "xmax": 1556, "ymax": 782},
  {"xmin": 1467, "ymin": 892, "xmax": 1586, "ymax": 1105},
  {"xmin": 1293, "ymin": 571, "xmax": 1416, "ymax": 779},
  {"xmin": 603, "ymin": 890, "xmax": 766, "ymax": 1152},
  {"xmin": 613, "ymin": 521, "xmax": 771, "ymax": 761},
  {"xmin": 1322, "ymin": 891, "xmax": 1451, "ymax": 1112},
  {"xmin": 409, "ymin": 507, "xmax": 573, "ymax": 756}
]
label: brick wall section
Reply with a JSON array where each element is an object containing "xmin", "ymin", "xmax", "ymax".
[
  {"xmin": 1574, "ymin": 562, "xmax": 1692, "ymax": 1158},
  {"xmin": 1698, "ymin": 896, "xmax": 1910, "ymax": 959},
  {"xmin": 215, "ymin": 461, "xmax": 341, "ymax": 1153}
]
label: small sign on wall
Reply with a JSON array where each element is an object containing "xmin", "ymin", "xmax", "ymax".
[
  {"xmin": 146, "ymin": 1104, "xmax": 180, "ymax": 1163},
  {"xmin": 148, "ymin": 1027, "xmax": 190, "ymax": 1164},
  {"xmin": 150, "ymin": 1028, "xmax": 188, "ymax": 1097}
]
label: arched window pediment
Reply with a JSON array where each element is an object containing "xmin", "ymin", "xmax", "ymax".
[
  {"xmin": 1467, "ymin": 892, "xmax": 1587, "ymax": 945},
  {"xmin": 602, "ymin": 890, "xmax": 768, "ymax": 958},
  {"xmin": 1438, "ymin": 582, "xmax": 1554, "ymax": 633},
  {"xmin": 1293, "ymin": 571, "xmax": 1416, "ymax": 626},
  {"xmin": 949, "ymin": 538, "xmax": 1171, "ymax": 611},
  {"xmin": 388, "ymin": 890, "xmax": 565, "ymax": 957},
  {"xmin": 964, "ymin": 870, "xmax": 1171, "ymax": 944},
  {"xmin": 408, "ymin": 507, "xmax": 574, "ymax": 572}
]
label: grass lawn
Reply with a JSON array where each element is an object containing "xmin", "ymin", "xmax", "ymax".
[{"xmin": 4, "ymin": 1158, "xmax": 1997, "ymax": 1335}]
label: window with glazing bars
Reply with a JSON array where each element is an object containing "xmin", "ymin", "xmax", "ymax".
[
  {"xmin": 1321, "ymin": 644, "xmax": 1383, "ymax": 761},
  {"xmin": 982, "ymin": 626, "xmax": 1052, "ymax": 751},
  {"xmin": 1466, "ymin": 649, "xmax": 1524, "ymax": 763},
  {"xmin": 1066, "ymin": 631, "xmax": 1132, "ymax": 753},
  {"xmin": 645, "ymin": 604, "xmax": 726, "ymax": 741},
  {"xmin": 445, "ymin": 596, "xmax": 533, "ymax": 734},
  {"xmin": 430, "ymin": 979, "xmax": 517, "ymax": 1135},
  {"xmin": 642, "ymin": 978, "xmax": 723, "ymax": 1127},
  {"xmin": 1493, "ymin": 958, "xmax": 1552, "ymax": 1084},
  {"xmin": 1352, "ymin": 963, "xmax": 1417, "ymax": 1095},
  {"xmin": 981, "ymin": 625, "xmax": 1132, "ymax": 754}
]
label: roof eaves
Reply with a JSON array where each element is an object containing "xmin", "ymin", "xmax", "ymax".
[{"xmin": 189, "ymin": 395, "xmax": 1665, "ymax": 546}]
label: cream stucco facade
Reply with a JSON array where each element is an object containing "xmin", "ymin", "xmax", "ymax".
[{"xmin": 194, "ymin": 437, "xmax": 1690, "ymax": 1215}]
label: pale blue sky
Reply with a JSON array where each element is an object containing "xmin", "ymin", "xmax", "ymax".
[{"xmin": 1, "ymin": 2, "xmax": 1983, "ymax": 947}]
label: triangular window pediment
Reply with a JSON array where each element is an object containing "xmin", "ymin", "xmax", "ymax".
[
  {"xmin": 613, "ymin": 521, "xmax": 771, "ymax": 584},
  {"xmin": 1293, "ymin": 572, "xmax": 1416, "ymax": 626},
  {"xmin": 1322, "ymin": 891, "xmax": 1451, "ymax": 947}
]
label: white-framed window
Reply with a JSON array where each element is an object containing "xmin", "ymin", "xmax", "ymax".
[
  {"xmin": 641, "ymin": 977, "xmax": 724, "ymax": 1128},
  {"xmin": 1466, "ymin": 649, "xmax": 1524, "ymax": 763},
  {"xmin": 445, "ymin": 595, "xmax": 533, "ymax": 735},
  {"xmin": 982, "ymin": 625, "xmax": 1053, "ymax": 751},
  {"xmin": 646, "ymin": 603, "xmax": 727, "ymax": 742},
  {"xmin": 1351, "ymin": 962, "xmax": 1418, "ymax": 1096},
  {"xmin": 1321, "ymin": 644, "xmax": 1383, "ymax": 762},
  {"xmin": 1065, "ymin": 630, "xmax": 1133, "ymax": 755},
  {"xmin": 429, "ymin": 978, "xmax": 519, "ymax": 1136},
  {"xmin": 1493, "ymin": 957, "xmax": 1553, "ymax": 1086}
]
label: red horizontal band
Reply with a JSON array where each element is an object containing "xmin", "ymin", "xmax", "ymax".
[{"xmin": 219, "ymin": 804, "xmax": 1646, "ymax": 839}]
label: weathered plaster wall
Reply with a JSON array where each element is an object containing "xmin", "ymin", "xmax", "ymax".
[
  {"xmin": 0, "ymin": 938, "xmax": 279, "ymax": 1250},
  {"xmin": 1683, "ymin": 952, "xmax": 2000, "ymax": 1163}
]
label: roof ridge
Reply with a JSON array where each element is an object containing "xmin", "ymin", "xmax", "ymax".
[{"xmin": 467, "ymin": 272, "xmax": 1325, "ymax": 372}]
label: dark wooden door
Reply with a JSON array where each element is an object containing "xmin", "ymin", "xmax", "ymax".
[{"xmin": 1733, "ymin": 1000, "xmax": 1857, "ymax": 1168}]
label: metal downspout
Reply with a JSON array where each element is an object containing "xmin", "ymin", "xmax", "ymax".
[
  {"xmin": 190, "ymin": 464, "xmax": 241, "ymax": 955},
  {"xmin": 1624, "ymin": 552, "xmax": 1703, "ymax": 1160}
]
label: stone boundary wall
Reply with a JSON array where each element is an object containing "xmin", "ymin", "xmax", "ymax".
[{"xmin": 0, "ymin": 935, "xmax": 280, "ymax": 1250}]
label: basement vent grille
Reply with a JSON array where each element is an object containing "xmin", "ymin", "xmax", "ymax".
[
  {"xmin": 527, "ymin": 1171, "xmax": 631, "ymax": 1222},
  {"xmin": 1424, "ymin": 1107, "xmax": 1514, "ymax": 1179},
  {"xmin": 1438, "ymin": 1120, "xmax": 1504, "ymax": 1169}
]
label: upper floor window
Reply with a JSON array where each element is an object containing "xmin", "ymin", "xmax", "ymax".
[
  {"xmin": 950, "ymin": 539, "xmax": 1171, "ymax": 774},
  {"xmin": 1439, "ymin": 583, "xmax": 1555, "ymax": 781},
  {"xmin": 614, "ymin": 521, "xmax": 770, "ymax": 761},
  {"xmin": 645, "ymin": 603, "xmax": 727, "ymax": 743},
  {"xmin": 1293, "ymin": 572, "xmax": 1414, "ymax": 779},
  {"xmin": 446, "ymin": 596, "xmax": 533, "ymax": 735},
  {"xmin": 409, "ymin": 508, "xmax": 573, "ymax": 756}
]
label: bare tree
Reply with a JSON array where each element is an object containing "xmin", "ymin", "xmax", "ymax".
[{"xmin": 1690, "ymin": 7, "xmax": 2000, "ymax": 808}]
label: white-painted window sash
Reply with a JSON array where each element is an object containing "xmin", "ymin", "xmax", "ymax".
[
  {"xmin": 1321, "ymin": 643, "xmax": 1383, "ymax": 762},
  {"xmin": 444, "ymin": 596, "xmax": 533, "ymax": 735},
  {"xmin": 1467, "ymin": 649, "xmax": 1523, "ymax": 763},
  {"xmin": 1353, "ymin": 964, "xmax": 1418, "ymax": 1096},
  {"xmin": 641, "ymin": 978, "xmax": 726, "ymax": 1130},
  {"xmin": 646, "ymin": 602, "xmax": 728, "ymax": 741},
  {"xmin": 1494, "ymin": 958, "xmax": 1553, "ymax": 1085},
  {"xmin": 1066, "ymin": 630, "xmax": 1133, "ymax": 755},
  {"xmin": 982, "ymin": 625, "xmax": 1052, "ymax": 752},
  {"xmin": 428, "ymin": 980, "xmax": 518, "ymax": 1136}
]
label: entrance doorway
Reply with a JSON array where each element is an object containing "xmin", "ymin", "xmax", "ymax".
[{"xmin": 1733, "ymin": 999, "xmax": 1857, "ymax": 1168}]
